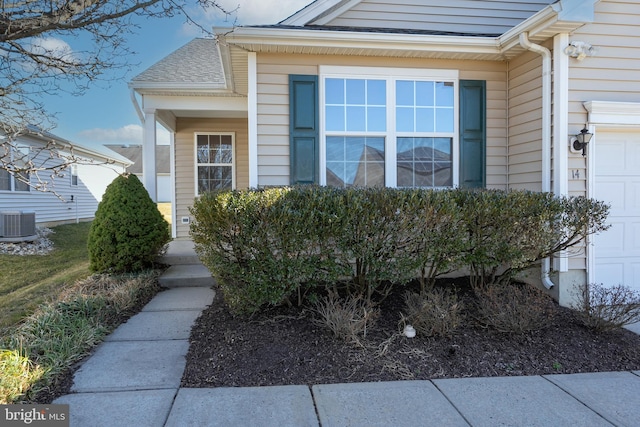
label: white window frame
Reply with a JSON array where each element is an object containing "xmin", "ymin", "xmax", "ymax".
[
  {"xmin": 0, "ymin": 145, "xmax": 31, "ymax": 192},
  {"xmin": 319, "ymin": 65, "xmax": 459, "ymax": 188},
  {"xmin": 70, "ymin": 164, "xmax": 78, "ymax": 186},
  {"xmin": 194, "ymin": 132, "xmax": 236, "ymax": 195}
]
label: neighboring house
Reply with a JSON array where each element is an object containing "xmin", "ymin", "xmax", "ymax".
[
  {"xmin": 0, "ymin": 128, "xmax": 130, "ymax": 226},
  {"xmin": 128, "ymin": 0, "xmax": 640, "ymax": 305},
  {"xmin": 106, "ymin": 144, "xmax": 172, "ymax": 202}
]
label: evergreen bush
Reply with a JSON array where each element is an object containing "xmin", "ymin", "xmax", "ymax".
[{"xmin": 88, "ymin": 174, "xmax": 170, "ymax": 273}]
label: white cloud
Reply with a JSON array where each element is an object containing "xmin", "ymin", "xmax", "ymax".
[
  {"xmin": 78, "ymin": 124, "xmax": 170, "ymax": 146},
  {"xmin": 30, "ymin": 37, "xmax": 76, "ymax": 62}
]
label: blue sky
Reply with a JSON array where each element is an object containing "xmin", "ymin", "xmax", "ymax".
[{"xmin": 42, "ymin": 0, "xmax": 308, "ymax": 149}]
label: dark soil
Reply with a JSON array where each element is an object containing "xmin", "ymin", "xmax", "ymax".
[{"xmin": 182, "ymin": 279, "xmax": 640, "ymax": 387}]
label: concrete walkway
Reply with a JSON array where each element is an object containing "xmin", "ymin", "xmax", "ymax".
[{"xmin": 52, "ymin": 240, "xmax": 640, "ymax": 426}]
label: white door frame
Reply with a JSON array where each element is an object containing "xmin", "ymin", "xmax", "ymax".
[{"xmin": 584, "ymin": 101, "xmax": 640, "ymax": 286}]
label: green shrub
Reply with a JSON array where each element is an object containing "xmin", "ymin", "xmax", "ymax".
[
  {"xmin": 190, "ymin": 187, "xmax": 609, "ymax": 315},
  {"xmin": 454, "ymin": 190, "xmax": 610, "ymax": 289},
  {"xmin": 88, "ymin": 174, "xmax": 170, "ymax": 273}
]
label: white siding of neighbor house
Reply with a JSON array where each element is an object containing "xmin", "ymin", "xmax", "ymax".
[
  {"xmin": 0, "ymin": 143, "xmax": 125, "ymax": 226},
  {"xmin": 568, "ymin": 0, "xmax": 640, "ymax": 198},
  {"xmin": 323, "ymin": 0, "xmax": 555, "ymax": 35},
  {"xmin": 174, "ymin": 117, "xmax": 249, "ymax": 238},
  {"xmin": 256, "ymin": 53, "xmax": 508, "ymax": 189}
]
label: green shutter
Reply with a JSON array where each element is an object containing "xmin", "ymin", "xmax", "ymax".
[
  {"xmin": 289, "ymin": 75, "xmax": 319, "ymax": 185},
  {"xmin": 459, "ymin": 80, "xmax": 486, "ymax": 188}
]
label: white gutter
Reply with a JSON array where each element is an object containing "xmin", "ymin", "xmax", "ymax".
[
  {"xmin": 130, "ymin": 88, "xmax": 145, "ymax": 124},
  {"xmin": 519, "ymin": 32, "xmax": 555, "ymax": 290}
]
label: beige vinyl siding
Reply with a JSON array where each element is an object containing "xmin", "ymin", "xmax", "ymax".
[
  {"xmin": 229, "ymin": 46, "xmax": 248, "ymax": 96},
  {"xmin": 567, "ymin": 0, "xmax": 640, "ymax": 200},
  {"xmin": 257, "ymin": 53, "xmax": 508, "ymax": 189},
  {"xmin": 174, "ymin": 117, "xmax": 248, "ymax": 237},
  {"xmin": 507, "ymin": 49, "xmax": 543, "ymax": 191},
  {"xmin": 325, "ymin": 0, "xmax": 554, "ymax": 35}
]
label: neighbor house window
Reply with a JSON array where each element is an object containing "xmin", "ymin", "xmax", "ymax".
[
  {"xmin": 0, "ymin": 170, "xmax": 9, "ymax": 191},
  {"xmin": 195, "ymin": 133, "xmax": 234, "ymax": 194},
  {"xmin": 0, "ymin": 171, "xmax": 30, "ymax": 192},
  {"xmin": 71, "ymin": 165, "xmax": 78, "ymax": 186},
  {"xmin": 321, "ymin": 66, "xmax": 458, "ymax": 188}
]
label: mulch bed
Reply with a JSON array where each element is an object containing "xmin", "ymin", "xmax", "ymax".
[{"xmin": 182, "ymin": 279, "xmax": 640, "ymax": 388}]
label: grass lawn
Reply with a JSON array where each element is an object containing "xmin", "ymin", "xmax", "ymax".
[{"xmin": 0, "ymin": 222, "xmax": 92, "ymax": 331}]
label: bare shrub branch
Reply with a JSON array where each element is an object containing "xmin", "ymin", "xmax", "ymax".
[{"xmin": 575, "ymin": 283, "xmax": 640, "ymax": 332}]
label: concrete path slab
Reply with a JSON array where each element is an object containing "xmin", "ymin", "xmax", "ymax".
[
  {"xmin": 433, "ymin": 376, "xmax": 612, "ymax": 427},
  {"xmin": 142, "ymin": 287, "xmax": 215, "ymax": 311},
  {"xmin": 312, "ymin": 381, "xmax": 468, "ymax": 427},
  {"xmin": 54, "ymin": 389, "xmax": 176, "ymax": 427},
  {"xmin": 165, "ymin": 386, "xmax": 318, "ymax": 427},
  {"xmin": 544, "ymin": 371, "xmax": 640, "ymax": 427},
  {"xmin": 71, "ymin": 340, "xmax": 189, "ymax": 393},
  {"xmin": 104, "ymin": 310, "xmax": 201, "ymax": 341},
  {"xmin": 624, "ymin": 321, "xmax": 640, "ymax": 335},
  {"xmin": 159, "ymin": 264, "xmax": 215, "ymax": 288}
]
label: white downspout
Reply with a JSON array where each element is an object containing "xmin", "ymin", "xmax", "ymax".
[{"xmin": 519, "ymin": 32, "xmax": 555, "ymax": 290}]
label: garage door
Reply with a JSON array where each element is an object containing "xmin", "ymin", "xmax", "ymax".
[{"xmin": 593, "ymin": 130, "xmax": 640, "ymax": 292}]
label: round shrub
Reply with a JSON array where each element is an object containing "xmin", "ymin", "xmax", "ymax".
[{"xmin": 88, "ymin": 174, "xmax": 170, "ymax": 273}]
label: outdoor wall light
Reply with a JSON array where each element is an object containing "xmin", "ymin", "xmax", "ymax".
[{"xmin": 572, "ymin": 126, "xmax": 593, "ymax": 156}]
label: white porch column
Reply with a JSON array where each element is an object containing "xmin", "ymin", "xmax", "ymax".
[{"xmin": 143, "ymin": 108, "xmax": 158, "ymax": 202}]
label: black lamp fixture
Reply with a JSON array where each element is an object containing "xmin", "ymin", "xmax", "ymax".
[{"xmin": 572, "ymin": 126, "xmax": 593, "ymax": 156}]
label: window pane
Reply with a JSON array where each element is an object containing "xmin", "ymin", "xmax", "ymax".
[
  {"xmin": 326, "ymin": 106, "xmax": 345, "ymax": 131},
  {"xmin": 197, "ymin": 136, "xmax": 209, "ymax": 164},
  {"xmin": 346, "ymin": 79, "xmax": 366, "ymax": 104},
  {"xmin": 433, "ymin": 137, "xmax": 452, "ymax": 161},
  {"xmin": 396, "ymin": 106, "xmax": 414, "ymax": 132},
  {"xmin": 396, "ymin": 81, "xmax": 414, "ymax": 106},
  {"xmin": 436, "ymin": 82, "xmax": 454, "ymax": 107},
  {"xmin": 345, "ymin": 137, "xmax": 365, "ymax": 162},
  {"xmin": 326, "ymin": 137, "xmax": 385, "ymax": 188},
  {"xmin": 14, "ymin": 173, "xmax": 29, "ymax": 192},
  {"xmin": 416, "ymin": 107, "xmax": 434, "ymax": 132},
  {"xmin": 0, "ymin": 170, "xmax": 10, "ymax": 190},
  {"xmin": 416, "ymin": 81, "xmax": 435, "ymax": 106},
  {"xmin": 435, "ymin": 108, "xmax": 454, "ymax": 132},
  {"xmin": 346, "ymin": 106, "xmax": 366, "ymax": 131},
  {"xmin": 367, "ymin": 80, "xmax": 386, "ymax": 105},
  {"xmin": 396, "ymin": 137, "xmax": 451, "ymax": 188},
  {"xmin": 367, "ymin": 106, "xmax": 386, "ymax": 132},
  {"xmin": 326, "ymin": 78, "xmax": 344, "ymax": 104},
  {"xmin": 326, "ymin": 137, "xmax": 344, "ymax": 161}
]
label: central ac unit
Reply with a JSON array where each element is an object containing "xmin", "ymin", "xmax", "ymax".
[{"xmin": 0, "ymin": 211, "xmax": 37, "ymax": 241}]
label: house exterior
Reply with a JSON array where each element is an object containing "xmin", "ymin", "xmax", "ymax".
[
  {"xmin": 0, "ymin": 128, "xmax": 130, "ymax": 226},
  {"xmin": 106, "ymin": 144, "xmax": 172, "ymax": 202},
  {"xmin": 129, "ymin": 0, "xmax": 640, "ymax": 305}
]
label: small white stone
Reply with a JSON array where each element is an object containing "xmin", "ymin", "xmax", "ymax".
[{"xmin": 403, "ymin": 324, "xmax": 416, "ymax": 338}]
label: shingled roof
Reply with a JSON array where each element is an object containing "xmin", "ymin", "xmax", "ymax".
[{"xmin": 130, "ymin": 38, "xmax": 226, "ymax": 88}]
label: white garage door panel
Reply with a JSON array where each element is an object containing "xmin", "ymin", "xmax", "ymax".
[{"xmin": 594, "ymin": 131, "xmax": 640, "ymax": 292}]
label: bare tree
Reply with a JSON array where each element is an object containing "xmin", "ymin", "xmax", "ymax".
[{"xmin": 0, "ymin": 0, "xmax": 234, "ymax": 191}]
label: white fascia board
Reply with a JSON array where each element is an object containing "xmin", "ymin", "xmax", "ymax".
[
  {"xmin": 226, "ymin": 27, "xmax": 500, "ymax": 56},
  {"xmin": 129, "ymin": 81, "xmax": 230, "ymax": 93},
  {"xmin": 280, "ymin": 0, "xmax": 345, "ymax": 25},
  {"xmin": 312, "ymin": 0, "xmax": 363, "ymax": 26},
  {"xmin": 142, "ymin": 94, "xmax": 247, "ymax": 112}
]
